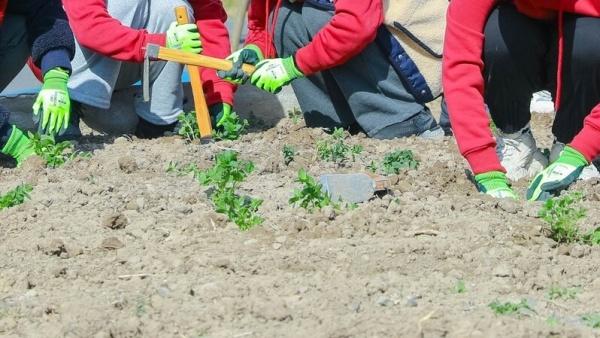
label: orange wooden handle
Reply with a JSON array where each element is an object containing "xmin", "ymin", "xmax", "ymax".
[{"xmin": 174, "ymin": 6, "xmax": 212, "ymax": 140}]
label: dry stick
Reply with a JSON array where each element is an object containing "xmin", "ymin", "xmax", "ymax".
[{"xmin": 175, "ymin": 6, "xmax": 213, "ymax": 141}]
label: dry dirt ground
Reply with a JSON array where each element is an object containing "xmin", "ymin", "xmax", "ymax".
[{"xmin": 1, "ymin": 111, "xmax": 600, "ymax": 338}]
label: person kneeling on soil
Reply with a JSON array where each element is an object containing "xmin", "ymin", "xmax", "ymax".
[
  {"xmin": 218, "ymin": 0, "xmax": 450, "ymax": 139},
  {"xmin": 444, "ymin": 0, "xmax": 600, "ymax": 201},
  {"xmin": 53, "ymin": 0, "xmax": 235, "ymax": 139},
  {"xmin": 0, "ymin": 0, "xmax": 75, "ymax": 165}
]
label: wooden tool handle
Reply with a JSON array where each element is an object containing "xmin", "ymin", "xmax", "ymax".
[
  {"xmin": 174, "ymin": 6, "xmax": 213, "ymax": 140},
  {"xmin": 153, "ymin": 47, "xmax": 256, "ymax": 75}
]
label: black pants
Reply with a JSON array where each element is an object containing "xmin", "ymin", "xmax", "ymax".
[{"xmin": 484, "ymin": 4, "xmax": 600, "ymax": 144}]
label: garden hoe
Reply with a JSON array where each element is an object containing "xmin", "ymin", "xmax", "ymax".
[
  {"xmin": 143, "ymin": 6, "xmax": 256, "ymax": 142},
  {"xmin": 319, "ymin": 173, "xmax": 390, "ymax": 204}
]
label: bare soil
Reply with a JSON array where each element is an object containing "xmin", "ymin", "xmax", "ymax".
[{"xmin": 1, "ymin": 113, "xmax": 600, "ymax": 338}]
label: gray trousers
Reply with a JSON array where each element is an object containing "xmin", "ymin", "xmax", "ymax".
[
  {"xmin": 68, "ymin": 0, "xmax": 192, "ymax": 133},
  {"xmin": 274, "ymin": 1, "xmax": 439, "ymax": 138}
]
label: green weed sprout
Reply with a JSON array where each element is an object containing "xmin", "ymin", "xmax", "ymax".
[
  {"xmin": 582, "ymin": 313, "xmax": 600, "ymax": 329},
  {"xmin": 381, "ymin": 150, "xmax": 419, "ymax": 174},
  {"xmin": 213, "ymin": 112, "xmax": 249, "ymax": 141},
  {"xmin": 316, "ymin": 128, "xmax": 362, "ymax": 164},
  {"xmin": 489, "ymin": 299, "xmax": 535, "ymax": 316},
  {"xmin": 177, "ymin": 111, "xmax": 200, "ymax": 141},
  {"xmin": 289, "ymin": 169, "xmax": 333, "ymax": 212},
  {"xmin": 547, "ymin": 286, "xmax": 579, "ymax": 300},
  {"xmin": 538, "ymin": 192, "xmax": 600, "ymax": 245},
  {"xmin": 197, "ymin": 151, "xmax": 263, "ymax": 230},
  {"xmin": 282, "ymin": 145, "xmax": 296, "ymax": 166},
  {"xmin": 0, "ymin": 184, "xmax": 33, "ymax": 210},
  {"xmin": 29, "ymin": 132, "xmax": 89, "ymax": 168}
]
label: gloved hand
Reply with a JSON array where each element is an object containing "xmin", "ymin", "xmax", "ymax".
[
  {"xmin": 166, "ymin": 22, "xmax": 202, "ymax": 54},
  {"xmin": 0, "ymin": 126, "xmax": 35, "ymax": 167},
  {"xmin": 475, "ymin": 171, "xmax": 518, "ymax": 199},
  {"xmin": 209, "ymin": 102, "xmax": 233, "ymax": 127},
  {"xmin": 33, "ymin": 68, "xmax": 70, "ymax": 135},
  {"xmin": 250, "ymin": 56, "xmax": 304, "ymax": 94},
  {"xmin": 527, "ymin": 146, "xmax": 587, "ymax": 201},
  {"xmin": 217, "ymin": 44, "xmax": 263, "ymax": 85}
]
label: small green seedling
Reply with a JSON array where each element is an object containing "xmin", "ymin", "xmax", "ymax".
[
  {"xmin": 316, "ymin": 128, "xmax": 362, "ymax": 164},
  {"xmin": 29, "ymin": 132, "xmax": 89, "ymax": 168},
  {"xmin": 213, "ymin": 111, "xmax": 249, "ymax": 141},
  {"xmin": 489, "ymin": 299, "xmax": 534, "ymax": 316},
  {"xmin": 197, "ymin": 151, "xmax": 263, "ymax": 230},
  {"xmin": 289, "ymin": 169, "xmax": 333, "ymax": 212},
  {"xmin": 165, "ymin": 161, "xmax": 201, "ymax": 178},
  {"xmin": 582, "ymin": 313, "xmax": 600, "ymax": 329},
  {"xmin": 546, "ymin": 315, "xmax": 559, "ymax": 326},
  {"xmin": 547, "ymin": 286, "xmax": 579, "ymax": 300},
  {"xmin": 381, "ymin": 150, "xmax": 419, "ymax": 174},
  {"xmin": 539, "ymin": 192, "xmax": 594, "ymax": 244},
  {"xmin": 367, "ymin": 161, "xmax": 378, "ymax": 173},
  {"xmin": 177, "ymin": 111, "xmax": 200, "ymax": 141},
  {"xmin": 0, "ymin": 184, "xmax": 33, "ymax": 210},
  {"xmin": 455, "ymin": 280, "xmax": 466, "ymax": 294},
  {"xmin": 282, "ymin": 145, "xmax": 296, "ymax": 166},
  {"xmin": 287, "ymin": 107, "xmax": 302, "ymax": 124}
]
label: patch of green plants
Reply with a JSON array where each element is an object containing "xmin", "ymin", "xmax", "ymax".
[
  {"xmin": 316, "ymin": 128, "xmax": 362, "ymax": 164},
  {"xmin": 282, "ymin": 145, "xmax": 296, "ymax": 166},
  {"xmin": 197, "ymin": 150, "xmax": 263, "ymax": 230},
  {"xmin": 287, "ymin": 107, "xmax": 302, "ymax": 124},
  {"xmin": 582, "ymin": 313, "xmax": 600, "ymax": 329},
  {"xmin": 289, "ymin": 169, "xmax": 333, "ymax": 212},
  {"xmin": 381, "ymin": 150, "xmax": 419, "ymax": 174},
  {"xmin": 455, "ymin": 279, "xmax": 466, "ymax": 294},
  {"xmin": 0, "ymin": 184, "xmax": 33, "ymax": 210},
  {"xmin": 489, "ymin": 299, "xmax": 535, "ymax": 316},
  {"xmin": 547, "ymin": 286, "xmax": 579, "ymax": 300},
  {"xmin": 177, "ymin": 111, "xmax": 200, "ymax": 141},
  {"xmin": 213, "ymin": 111, "xmax": 249, "ymax": 141},
  {"xmin": 539, "ymin": 192, "xmax": 600, "ymax": 245},
  {"xmin": 29, "ymin": 132, "xmax": 89, "ymax": 168},
  {"xmin": 165, "ymin": 161, "xmax": 201, "ymax": 178}
]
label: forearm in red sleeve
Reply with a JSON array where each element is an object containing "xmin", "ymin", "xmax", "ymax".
[
  {"xmin": 570, "ymin": 104, "xmax": 600, "ymax": 162},
  {"xmin": 245, "ymin": 0, "xmax": 276, "ymax": 56},
  {"xmin": 192, "ymin": 0, "xmax": 235, "ymax": 106},
  {"xmin": 294, "ymin": 0, "xmax": 383, "ymax": 76},
  {"xmin": 62, "ymin": 0, "xmax": 165, "ymax": 63},
  {"xmin": 443, "ymin": 0, "xmax": 502, "ymax": 174}
]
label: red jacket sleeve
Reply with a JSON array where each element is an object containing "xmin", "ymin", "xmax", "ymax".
[
  {"xmin": 191, "ymin": 0, "xmax": 235, "ymax": 106},
  {"xmin": 570, "ymin": 103, "xmax": 600, "ymax": 162},
  {"xmin": 442, "ymin": 0, "xmax": 503, "ymax": 174},
  {"xmin": 245, "ymin": 0, "xmax": 277, "ymax": 57},
  {"xmin": 294, "ymin": 0, "xmax": 383, "ymax": 76},
  {"xmin": 62, "ymin": 0, "xmax": 166, "ymax": 63}
]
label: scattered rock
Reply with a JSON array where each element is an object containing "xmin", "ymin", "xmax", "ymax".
[
  {"xmin": 493, "ymin": 264, "xmax": 513, "ymax": 278},
  {"xmin": 406, "ymin": 295, "xmax": 419, "ymax": 307},
  {"xmin": 569, "ymin": 245, "xmax": 588, "ymax": 258},
  {"xmin": 102, "ymin": 213, "xmax": 128, "ymax": 230},
  {"xmin": 100, "ymin": 237, "xmax": 125, "ymax": 250},
  {"xmin": 376, "ymin": 296, "xmax": 393, "ymax": 307},
  {"xmin": 497, "ymin": 199, "xmax": 519, "ymax": 214},
  {"xmin": 272, "ymin": 243, "xmax": 282, "ymax": 250},
  {"xmin": 41, "ymin": 239, "xmax": 67, "ymax": 257},
  {"xmin": 117, "ymin": 156, "xmax": 139, "ymax": 173},
  {"xmin": 211, "ymin": 258, "xmax": 232, "ymax": 269}
]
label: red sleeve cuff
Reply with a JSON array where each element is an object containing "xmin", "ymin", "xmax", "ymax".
[
  {"xmin": 464, "ymin": 146, "xmax": 505, "ymax": 175},
  {"xmin": 570, "ymin": 124, "xmax": 600, "ymax": 163},
  {"xmin": 204, "ymin": 80, "xmax": 235, "ymax": 107}
]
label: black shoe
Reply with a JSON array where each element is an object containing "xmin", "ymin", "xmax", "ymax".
[{"xmin": 135, "ymin": 118, "xmax": 177, "ymax": 139}]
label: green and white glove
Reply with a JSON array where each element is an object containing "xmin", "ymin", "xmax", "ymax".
[
  {"xmin": 527, "ymin": 146, "xmax": 587, "ymax": 201},
  {"xmin": 250, "ymin": 56, "xmax": 304, "ymax": 94},
  {"xmin": 33, "ymin": 68, "xmax": 71, "ymax": 135},
  {"xmin": 1, "ymin": 126, "xmax": 35, "ymax": 166},
  {"xmin": 166, "ymin": 22, "xmax": 202, "ymax": 54},
  {"xmin": 217, "ymin": 44, "xmax": 263, "ymax": 85},
  {"xmin": 475, "ymin": 171, "xmax": 517, "ymax": 199},
  {"xmin": 209, "ymin": 102, "xmax": 233, "ymax": 127}
]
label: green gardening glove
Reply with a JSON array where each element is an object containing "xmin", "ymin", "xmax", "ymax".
[
  {"xmin": 250, "ymin": 55, "xmax": 304, "ymax": 94},
  {"xmin": 209, "ymin": 102, "xmax": 233, "ymax": 127},
  {"xmin": 475, "ymin": 171, "xmax": 518, "ymax": 199},
  {"xmin": 217, "ymin": 44, "xmax": 263, "ymax": 85},
  {"xmin": 166, "ymin": 22, "xmax": 202, "ymax": 54},
  {"xmin": 0, "ymin": 125, "xmax": 35, "ymax": 167},
  {"xmin": 33, "ymin": 68, "xmax": 71, "ymax": 135},
  {"xmin": 527, "ymin": 146, "xmax": 587, "ymax": 201}
]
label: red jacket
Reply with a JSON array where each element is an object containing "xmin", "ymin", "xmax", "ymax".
[
  {"xmin": 443, "ymin": 0, "xmax": 600, "ymax": 174},
  {"xmin": 0, "ymin": 0, "xmax": 6, "ymax": 26},
  {"xmin": 62, "ymin": 0, "xmax": 234, "ymax": 106},
  {"xmin": 246, "ymin": 0, "xmax": 383, "ymax": 76}
]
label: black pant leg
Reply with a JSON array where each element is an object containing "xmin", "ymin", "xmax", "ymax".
[
  {"xmin": 553, "ymin": 15, "xmax": 600, "ymax": 144},
  {"xmin": 483, "ymin": 4, "xmax": 550, "ymax": 133}
]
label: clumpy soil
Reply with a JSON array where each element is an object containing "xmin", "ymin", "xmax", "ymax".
[{"xmin": 1, "ymin": 112, "xmax": 600, "ymax": 338}]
